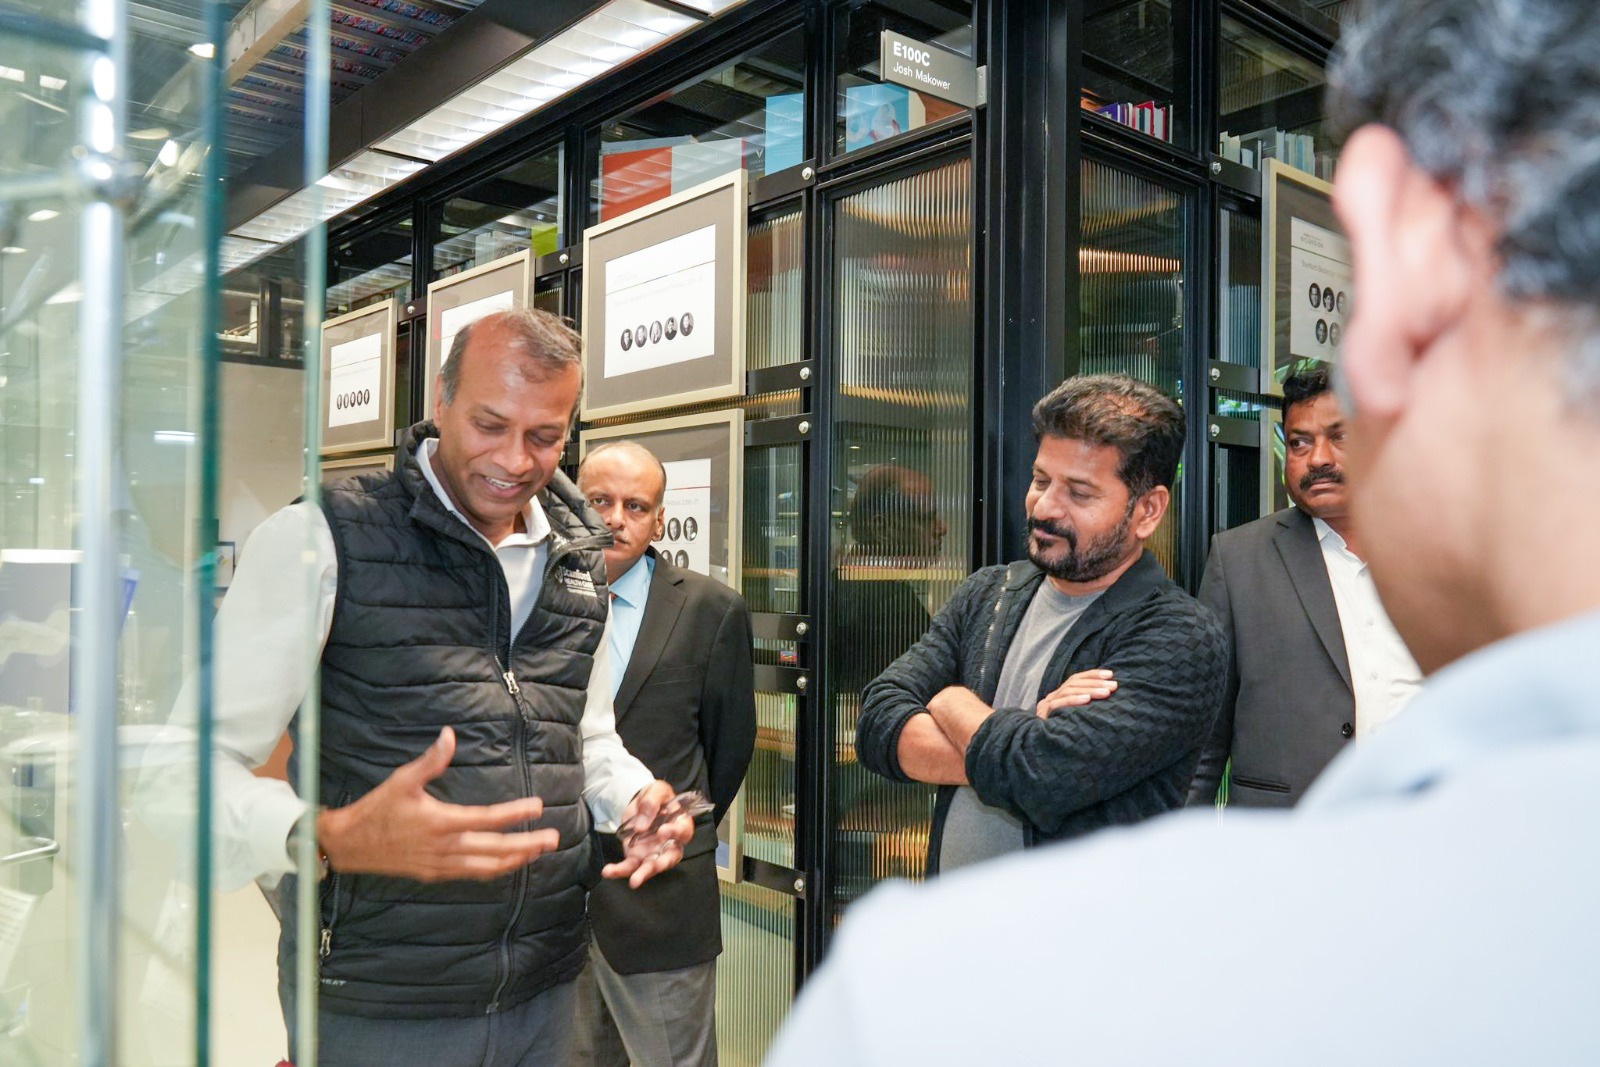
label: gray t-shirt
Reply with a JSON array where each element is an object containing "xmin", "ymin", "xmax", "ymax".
[{"xmin": 938, "ymin": 580, "xmax": 1103, "ymax": 872}]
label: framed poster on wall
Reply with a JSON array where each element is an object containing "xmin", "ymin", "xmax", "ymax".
[
  {"xmin": 1261, "ymin": 160, "xmax": 1348, "ymax": 396},
  {"xmin": 320, "ymin": 298, "xmax": 398, "ymax": 456},
  {"xmin": 580, "ymin": 170, "xmax": 748, "ymax": 420},
  {"xmin": 578, "ymin": 408, "xmax": 746, "ymax": 881},
  {"xmin": 424, "ymin": 249, "xmax": 530, "ymax": 417},
  {"xmin": 320, "ymin": 452, "xmax": 395, "ymax": 486}
]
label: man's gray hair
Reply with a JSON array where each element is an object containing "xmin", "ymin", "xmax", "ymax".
[
  {"xmin": 1328, "ymin": 0, "xmax": 1600, "ymax": 397},
  {"xmin": 438, "ymin": 308, "xmax": 583, "ymax": 406}
]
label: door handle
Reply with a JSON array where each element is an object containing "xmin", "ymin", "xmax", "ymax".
[{"xmin": 0, "ymin": 836, "xmax": 59, "ymax": 867}]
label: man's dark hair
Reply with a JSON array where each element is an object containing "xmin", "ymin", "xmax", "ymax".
[
  {"xmin": 1031, "ymin": 374, "xmax": 1184, "ymax": 497},
  {"xmin": 1281, "ymin": 366, "xmax": 1333, "ymax": 419},
  {"xmin": 847, "ymin": 465, "xmax": 927, "ymax": 545},
  {"xmin": 439, "ymin": 308, "xmax": 582, "ymax": 407},
  {"xmin": 1329, "ymin": 0, "xmax": 1600, "ymax": 401}
]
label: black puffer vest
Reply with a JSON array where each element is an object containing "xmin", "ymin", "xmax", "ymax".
[{"xmin": 281, "ymin": 422, "xmax": 612, "ymax": 1018}]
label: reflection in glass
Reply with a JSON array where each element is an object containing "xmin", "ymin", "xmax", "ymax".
[
  {"xmin": 834, "ymin": 1, "xmax": 973, "ymax": 156},
  {"xmin": 1218, "ymin": 16, "xmax": 1333, "ymax": 178},
  {"xmin": 433, "ymin": 147, "xmax": 562, "ymax": 281},
  {"xmin": 747, "ymin": 211, "xmax": 803, "ymax": 372},
  {"xmin": 1079, "ymin": 158, "xmax": 1187, "ymax": 577},
  {"xmin": 829, "ymin": 158, "xmax": 973, "ymax": 921},
  {"xmin": 1081, "ymin": 0, "xmax": 1179, "ymax": 145},
  {"xmin": 329, "ymin": 215, "xmax": 414, "ymax": 315},
  {"xmin": 592, "ymin": 31, "xmax": 806, "ymax": 223}
]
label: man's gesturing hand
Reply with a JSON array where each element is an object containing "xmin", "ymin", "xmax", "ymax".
[
  {"xmin": 316, "ymin": 726, "xmax": 560, "ymax": 882},
  {"xmin": 604, "ymin": 780, "xmax": 695, "ymax": 889},
  {"xmin": 1035, "ymin": 669, "xmax": 1117, "ymax": 718}
]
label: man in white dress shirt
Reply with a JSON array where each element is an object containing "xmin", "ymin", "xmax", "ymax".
[
  {"xmin": 767, "ymin": 1, "xmax": 1600, "ymax": 1062},
  {"xmin": 1188, "ymin": 366, "xmax": 1420, "ymax": 807},
  {"xmin": 203, "ymin": 309, "xmax": 692, "ymax": 1066}
]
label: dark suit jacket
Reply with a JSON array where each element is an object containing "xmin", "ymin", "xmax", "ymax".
[
  {"xmin": 1187, "ymin": 507, "xmax": 1354, "ymax": 808},
  {"xmin": 588, "ymin": 549, "xmax": 756, "ymax": 975}
]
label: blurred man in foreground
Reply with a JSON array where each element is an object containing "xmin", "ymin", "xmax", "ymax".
[{"xmin": 768, "ymin": 1, "xmax": 1600, "ymax": 1061}]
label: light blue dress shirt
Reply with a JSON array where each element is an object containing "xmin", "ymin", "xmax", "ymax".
[
  {"xmin": 768, "ymin": 608, "xmax": 1600, "ymax": 1066},
  {"xmin": 607, "ymin": 553, "xmax": 654, "ymax": 700}
]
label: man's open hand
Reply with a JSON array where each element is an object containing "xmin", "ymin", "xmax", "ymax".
[
  {"xmin": 316, "ymin": 726, "xmax": 560, "ymax": 882},
  {"xmin": 1035, "ymin": 669, "xmax": 1117, "ymax": 717},
  {"xmin": 603, "ymin": 780, "xmax": 695, "ymax": 889}
]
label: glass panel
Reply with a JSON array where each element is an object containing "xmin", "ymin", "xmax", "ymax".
[
  {"xmin": 716, "ymin": 886, "xmax": 794, "ymax": 1067},
  {"xmin": 591, "ymin": 30, "xmax": 806, "ymax": 223},
  {"xmin": 829, "ymin": 158, "xmax": 974, "ymax": 922},
  {"xmin": 330, "ymin": 215, "xmax": 414, "ymax": 315},
  {"xmin": 833, "ymin": 1, "xmax": 973, "ymax": 157},
  {"xmin": 1217, "ymin": 205, "xmax": 1262, "ymax": 371},
  {"xmin": 747, "ymin": 210, "xmax": 803, "ymax": 372},
  {"xmin": 1218, "ymin": 15, "xmax": 1333, "ymax": 178},
  {"xmin": 1079, "ymin": 157, "xmax": 1188, "ymax": 577},
  {"xmin": 533, "ymin": 273, "xmax": 565, "ymax": 317},
  {"xmin": 1081, "ymin": 0, "xmax": 1183, "ymax": 147},
  {"xmin": 432, "ymin": 146, "xmax": 563, "ymax": 281}
]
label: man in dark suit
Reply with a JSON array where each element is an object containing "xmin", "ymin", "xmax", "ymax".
[
  {"xmin": 1188, "ymin": 367, "xmax": 1420, "ymax": 808},
  {"xmin": 572, "ymin": 441, "xmax": 756, "ymax": 1067}
]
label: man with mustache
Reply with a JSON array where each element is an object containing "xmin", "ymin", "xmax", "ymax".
[
  {"xmin": 855, "ymin": 374, "xmax": 1227, "ymax": 872},
  {"xmin": 1188, "ymin": 366, "xmax": 1420, "ymax": 808}
]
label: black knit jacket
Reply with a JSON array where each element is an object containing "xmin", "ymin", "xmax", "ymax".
[
  {"xmin": 856, "ymin": 551, "xmax": 1228, "ymax": 873},
  {"xmin": 281, "ymin": 422, "xmax": 612, "ymax": 1018}
]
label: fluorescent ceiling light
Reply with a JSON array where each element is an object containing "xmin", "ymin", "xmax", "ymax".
[
  {"xmin": 1, "ymin": 246, "xmax": 25, "ymax": 254},
  {"xmin": 0, "ymin": 67, "xmax": 23, "ymax": 83},
  {"xmin": 159, "ymin": 140, "xmax": 180, "ymax": 167},
  {"xmin": 189, "ymin": 43, "xmax": 216, "ymax": 59},
  {"xmin": 374, "ymin": 0, "xmax": 698, "ymax": 164},
  {"xmin": 27, "ymin": 209, "xmax": 59, "ymax": 222},
  {"xmin": 154, "ymin": 430, "xmax": 196, "ymax": 444},
  {"xmin": 39, "ymin": 75, "xmax": 66, "ymax": 91},
  {"xmin": 130, "ymin": 126, "xmax": 172, "ymax": 141}
]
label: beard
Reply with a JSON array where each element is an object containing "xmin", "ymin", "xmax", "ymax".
[{"xmin": 1027, "ymin": 503, "xmax": 1135, "ymax": 583}]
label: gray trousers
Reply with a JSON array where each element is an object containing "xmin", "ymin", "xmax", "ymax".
[
  {"xmin": 570, "ymin": 943, "xmax": 717, "ymax": 1067},
  {"xmin": 282, "ymin": 977, "xmax": 576, "ymax": 1067}
]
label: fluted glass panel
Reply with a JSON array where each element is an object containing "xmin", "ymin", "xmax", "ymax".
[
  {"xmin": 1079, "ymin": 158, "xmax": 1188, "ymax": 578},
  {"xmin": 1218, "ymin": 207, "xmax": 1262, "ymax": 373},
  {"xmin": 828, "ymin": 158, "xmax": 974, "ymax": 922},
  {"xmin": 716, "ymin": 885, "xmax": 794, "ymax": 1067},
  {"xmin": 747, "ymin": 211, "xmax": 804, "ymax": 372}
]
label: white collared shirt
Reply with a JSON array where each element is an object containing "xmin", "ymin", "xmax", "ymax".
[
  {"xmin": 191, "ymin": 443, "xmax": 653, "ymax": 891},
  {"xmin": 1313, "ymin": 517, "xmax": 1422, "ymax": 737}
]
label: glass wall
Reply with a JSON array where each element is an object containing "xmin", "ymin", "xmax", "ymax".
[
  {"xmin": 828, "ymin": 157, "xmax": 975, "ymax": 921},
  {"xmin": 1081, "ymin": 0, "xmax": 1186, "ymax": 147},
  {"xmin": 1218, "ymin": 14, "xmax": 1333, "ymax": 177},
  {"xmin": 432, "ymin": 146, "xmax": 563, "ymax": 280},
  {"xmin": 833, "ymin": 0, "xmax": 973, "ymax": 157},
  {"xmin": 591, "ymin": 32, "xmax": 806, "ymax": 224},
  {"xmin": 1078, "ymin": 157, "xmax": 1188, "ymax": 577}
]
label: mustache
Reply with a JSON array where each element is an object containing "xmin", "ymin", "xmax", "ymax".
[
  {"xmin": 1298, "ymin": 465, "xmax": 1344, "ymax": 492},
  {"xmin": 1027, "ymin": 517, "xmax": 1077, "ymax": 545}
]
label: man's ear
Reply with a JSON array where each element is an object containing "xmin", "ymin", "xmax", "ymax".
[
  {"xmin": 1132, "ymin": 485, "xmax": 1170, "ymax": 540},
  {"xmin": 1334, "ymin": 125, "xmax": 1478, "ymax": 419}
]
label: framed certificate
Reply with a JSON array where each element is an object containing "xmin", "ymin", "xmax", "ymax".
[
  {"xmin": 424, "ymin": 249, "xmax": 530, "ymax": 417},
  {"xmin": 320, "ymin": 298, "xmax": 398, "ymax": 456},
  {"xmin": 1261, "ymin": 160, "xmax": 1347, "ymax": 395},
  {"xmin": 320, "ymin": 452, "xmax": 395, "ymax": 486},
  {"xmin": 580, "ymin": 171, "xmax": 748, "ymax": 420}
]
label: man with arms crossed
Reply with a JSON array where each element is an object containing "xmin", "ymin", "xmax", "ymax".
[
  {"xmin": 1188, "ymin": 366, "xmax": 1420, "ymax": 807},
  {"xmin": 571, "ymin": 442, "xmax": 756, "ymax": 1067},
  {"xmin": 769, "ymin": 1, "xmax": 1600, "ymax": 1061},
  {"xmin": 203, "ymin": 310, "xmax": 692, "ymax": 1066},
  {"xmin": 855, "ymin": 374, "xmax": 1227, "ymax": 871}
]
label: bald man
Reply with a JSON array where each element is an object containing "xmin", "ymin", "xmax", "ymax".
[{"xmin": 572, "ymin": 442, "xmax": 756, "ymax": 1067}]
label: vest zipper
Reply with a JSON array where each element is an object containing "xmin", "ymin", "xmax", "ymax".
[{"xmin": 483, "ymin": 528, "xmax": 606, "ymax": 1013}]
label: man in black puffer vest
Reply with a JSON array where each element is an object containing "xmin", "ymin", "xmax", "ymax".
[{"xmin": 211, "ymin": 310, "xmax": 693, "ymax": 1066}]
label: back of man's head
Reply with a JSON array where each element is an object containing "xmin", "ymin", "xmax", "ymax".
[
  {"xmin": 1030, "ymin": 374, "xmax": 1184, "ymax": 499},
  {"xmin": 1330, "ymin": 0, "xmax": 1600, "ymax": 405}
]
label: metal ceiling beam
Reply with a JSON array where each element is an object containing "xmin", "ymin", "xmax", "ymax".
[{"xmin": 225, "ymin": 0, "xmax": 611, "ymax": 230}]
